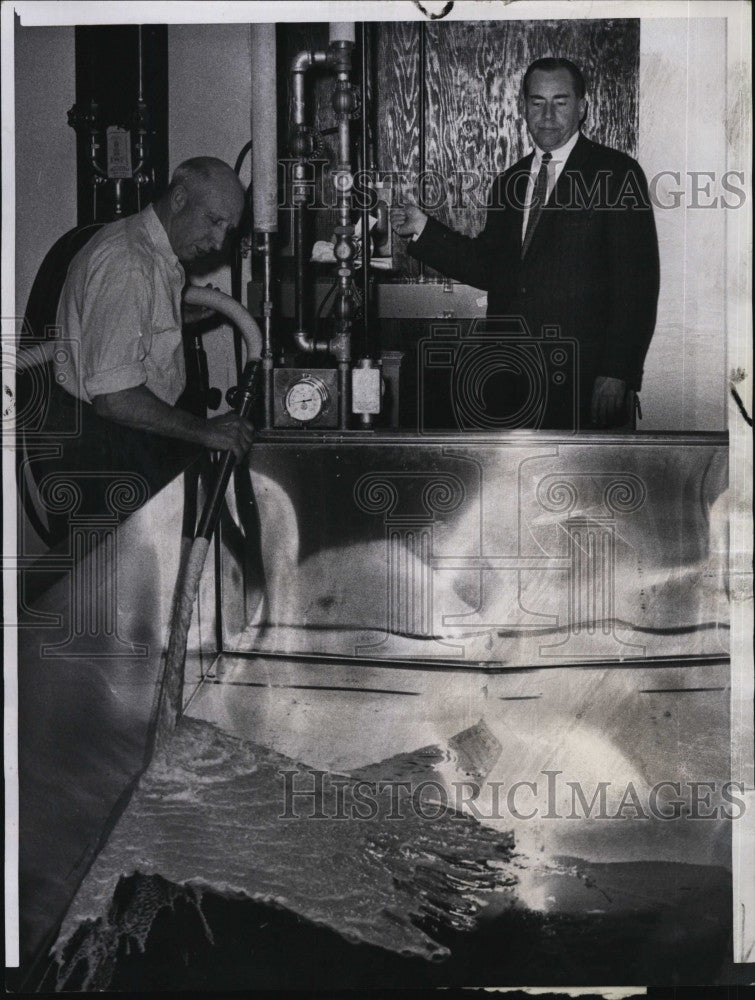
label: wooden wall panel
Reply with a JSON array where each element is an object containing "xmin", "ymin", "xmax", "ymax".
[{"xmin": 375, "ymin": 22, "xmax": 421, "ymax": 277}]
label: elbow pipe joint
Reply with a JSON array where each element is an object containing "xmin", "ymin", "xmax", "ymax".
[
  {"xmin": 291, "ymin": 48, "xmax": 328, "ymax": 76},
  {"xmin": 293, "ymin": 329, "xmax": 328, "ymax": 354},
  {"xmin": 291, "ymin": 50, "xmax": 313, "ymax": 75},
  {"xmin": 290, "ymin": 50, "xmax": 328, "ymax": 120}
]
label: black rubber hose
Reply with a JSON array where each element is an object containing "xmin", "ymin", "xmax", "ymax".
[{"xmin": 195, "ymin": 361, "xmax": 258, "ymax": 540}]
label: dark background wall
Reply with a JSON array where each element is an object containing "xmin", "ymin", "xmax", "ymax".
[{"xmin": 74, "ymin": 25, "xmax": 168, "ymax": 225}]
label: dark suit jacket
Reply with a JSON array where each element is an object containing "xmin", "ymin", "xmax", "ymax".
[{"xmin": 409, "ymin": 133, "xmax": 660, "ymax": 400}]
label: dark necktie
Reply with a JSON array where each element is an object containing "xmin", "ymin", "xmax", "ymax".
[{"xmin": 521, "ymin": 151, "xmax": 552, "ymax": 257}]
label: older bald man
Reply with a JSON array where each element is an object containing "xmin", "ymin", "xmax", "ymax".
[
  {"xmin": 23, "ymin": 158, "xmax": 254, "ymax": 546},
  {"xmin": 54, "ymin": 156, "xmax": 253, "ymax": 459}
]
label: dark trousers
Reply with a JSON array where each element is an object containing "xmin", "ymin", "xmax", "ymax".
[{"xmin": 21, "ymin": 378, "xmax": 202, "ymax": 548}]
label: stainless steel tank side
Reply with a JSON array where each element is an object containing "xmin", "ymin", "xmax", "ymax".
[{"xmin": 226, "ymin": 430, "xmax": 729, "ymax": 669}]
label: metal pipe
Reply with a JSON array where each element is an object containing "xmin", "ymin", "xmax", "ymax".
[
  {"xmin": 137, "ymin": 25, "xmax": 144, "ymax": 103},
  {"xmin": 293, "ymin": 325, "xmax": 327, "ymax": 354},
  {"xmin": 295, "ymin": 206, "xmax": 305, "ymax": 336},
  {"xmin": 250, "ymin": 25, "xmax": 278, "ymax": 425},
  {"xmin": 261, "ymin": 231, "xmax": 275, "ymax": 427},
  {"xmin": 292, "ymin": 205, "xmax": 324, "ymax": 349},
  {"xmin": 338, "ymin": 361, "xmax": 350, "ymax": 429},
  {"xmin": 359, "ymin": 22, "xmax": 371, "ymax": 358},
  {"xmin": 250, "ymin": 23, "xmax": 278, "ymax": 234},
  {"xmin": 290, "ymin": 48, "xmax": 328, "ymax": 349},
  {"xmin": 231, "ymin": 139, "xmax": 253, "ymax": 381},
  {"xmin": 328, "ymin": 29, "xmax": 356, "ymax": 428},
  {"xmin": 291, "ymin": 49, "xmax": 328, "ymax": 115},
  {"xmin": 329, "ymin": 22, "xmax": 356, "ymax": 44},
  {"xmin": 289, "ymin": 27, "xmax": 357, "ymax": 413},
  {"xmin": 291, "ymin": 49, "xmax": 328, "ymax": 128}
]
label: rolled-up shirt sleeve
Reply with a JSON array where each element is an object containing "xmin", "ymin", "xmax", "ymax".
[{"xmin": 78, "ymin": 260, "xmax": 154, "ymax": 400}]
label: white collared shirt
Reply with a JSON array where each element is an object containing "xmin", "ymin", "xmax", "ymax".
[
  {"xmin": 55, "ymin": 204, "xmax": 187, "ymax": 405},
  {"xmin": 521, "ymin": 129, "xmax": 581, "ymax": 239}
]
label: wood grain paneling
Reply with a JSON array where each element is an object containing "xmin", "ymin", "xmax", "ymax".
[{"xmin": 376, "ymin": 22, "xmax": 421, "ymax": 277}]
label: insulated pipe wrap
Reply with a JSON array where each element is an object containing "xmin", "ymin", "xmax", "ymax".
[
  {"xmin": 184, "ymin": 285, "xmax": 263, "ymax": 360},
  {"xmin": 250, "ymin": 23, "xmax": 278, "ymax": 233},
  {"xmin": 329, "ymin": 22, "xmax": 356, "ymax": 44}
]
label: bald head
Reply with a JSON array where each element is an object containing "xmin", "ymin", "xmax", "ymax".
[
  {"xmin": 156, "ymin": 157, "xmax": 245, "ymax": 264},
  {"xmin": 170, "ymin": 157, "xmax": 245, "ymax": 204}
]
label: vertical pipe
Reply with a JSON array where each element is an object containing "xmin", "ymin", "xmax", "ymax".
[
  {"xmin": 290, "ymin": 50, "xmax": 326, "ymax": 349},
  {"xmin": 294, "ymin": 206, "xmax": 306, "ymax": 337},
  {"xmin": 250, "ymin": 24, "xmax": 279, "ymax": 233},
  {"xmin": 334, "ymin": 75, "xmax": 353, "ymax": 429},
  {"xmin": 250, "ymin": 23, "xmax": 278, "ymax": 425},
  {"xmin": 359, "ymin": 22, "xmax": 371, "ymax": 358},
  {"xmin": 329, "ymin": 22, "xmax": 356, "ymax": 44},
  {"xmin": 137, "ymin": 24, "xmax": 144, "ymax": 102},
  {"xmin": 291, "ymin": 57, "xmax": 311, "ymax": 347},
  {"xmin": 261, "ymin": 231, "xmax": 274, "ymax": 428},
  {"xmin": 338, "ymin": 362, "xmax": 350, "ymax": 430},
  {"xmin": 328, "ymin": 27, "xmax": 356, "ymax": 427}
]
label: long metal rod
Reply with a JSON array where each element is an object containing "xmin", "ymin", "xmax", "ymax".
[
  {"xmin": 360, "ymin": 22, "xmax": 371, "ymax": 357},
  {"xmin": 214, "ymin": 525, "xmax": 224, "ymax": 654},
  {"xmin": 217, "ymin": 647, "xmax": 729, "ymax": 675},
  {"xmin": 291, "ymin": 50, "xmax": 314, "ymax": 347},
  {"xmin": 290, "ymin": 49, "xmax": 327, "ymax": 352},
  {"xmin": 261, "ymin": 231, "xmax": 274, "ymax": 428},
  {"xmin": 326, "ymin": 35, "xmax": 356, "ymax": 426},
  {"xmin": 294, "ymin": 206, "xmax": 306, "ymax": 337},
  {"xmin": 252, "ymin": 429, "xmax": 729, "ymax": 446},
  {"xmin": 137, "ymin": 24, "xmax": 144, "ymax": 102}
]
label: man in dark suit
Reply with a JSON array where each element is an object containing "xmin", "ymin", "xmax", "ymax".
[{"xmin": 391, "ymin": 57, "xmax": 660, "ymax": 430}]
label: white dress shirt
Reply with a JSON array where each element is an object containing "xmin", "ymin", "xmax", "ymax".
[
  {"xmin": 55, "ymin": 205, "xmax": 186, "ymax": 405},
  {"xmin": 521, "ymin": 129, "xmax": 581, "ymax": 240}
]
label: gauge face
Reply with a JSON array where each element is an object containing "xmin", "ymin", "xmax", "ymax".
[{"xmin": 284, "ymin": 376, "xmax": 329, "ymax": 423}]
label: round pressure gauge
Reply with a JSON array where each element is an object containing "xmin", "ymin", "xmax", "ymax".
[{"xmin": 284, "ymin": 375, "xmax": 330, "ymax": 423}]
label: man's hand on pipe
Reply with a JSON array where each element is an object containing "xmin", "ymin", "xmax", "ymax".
[
  {"xmin": 591, "ymin": 376, "xmax": 627, "ymax": 428},
  {"xmin": 390, "ymin": 200, "xmax": 428, "ymax": 239},
  {"xmin": 182, "ymin": 284, "xmax": 218, "ymax": 326},
  {"xmin": 202, "ymin": 412, "xmax": 255, "ymax": 461}
]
